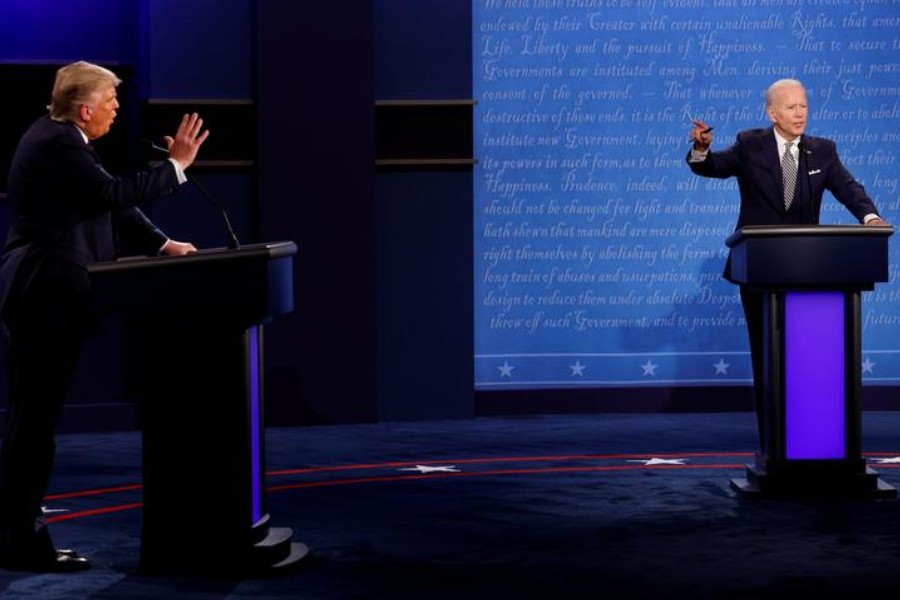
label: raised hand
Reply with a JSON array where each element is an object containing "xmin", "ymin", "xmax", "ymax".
[
  {"xmin": 163, "ymin": 113, "xmax": 210, "ymax": 170},
  {"xmin": 689, "ymin": 119, "xmax": 713, "ymax": 151}
]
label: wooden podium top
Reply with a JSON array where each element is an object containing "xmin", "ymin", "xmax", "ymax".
[
  {"xmin": 727, "ymin": 224, "xmax": 893, "ymax": 247},
  {"xmin": 88, "ymin": 241, "xmax": 297, "ymax": 274},
  {"xmin": 725, "ymin": 225, "xmax": 893, "ymax": 288},
  {"xmin": 87, "ymin": 241, "xmax": 297, "ymax": 322}
]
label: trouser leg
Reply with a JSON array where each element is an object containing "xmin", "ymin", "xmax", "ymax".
[
  {"xmin": 739, "ymin": 286, "xmax": 765, "ymax": 447},
  {"xmin": 0, "ymin": 322, "xmax": 84, "ymax": 558}
]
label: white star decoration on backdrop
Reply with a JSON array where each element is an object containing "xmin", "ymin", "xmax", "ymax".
[
  {"xmin": 398, "ymin": 465, "xmax": 460, "ymax": 473},
  {"xmin": 713, "ymin": 358, "xmax": 730, "ymax": 375},
  {"xmin": 569, "ymin": 360, "xmax": 586, "ymax": 376},
  {"xmin": 626, "ymin": 458, "xmax": 689, "ymax": 465},
  {"xmin": 869, "ymin": 457, "xmax": 900, "ymax": 464},
  {"xmin": 641, "ymin": 359, "xmax": 657, "ymax": 376},
  {"xmin": 862, "ymin": 357, "xmax": 876, "ymax": 374},
  {"xmin": 497, "ymin": 361, "xmax": 514, "ymax": 378}
]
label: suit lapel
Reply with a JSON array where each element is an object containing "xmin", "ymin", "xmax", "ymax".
[
  {"xmin": 761, "ymin": 128, "xmax": 784, "ymax": 212},
  {"xmin": 64, "ymin": 121, "xmax": 101, "ymax": 162},
  {"xmin": 85, "ymin": 143, "xmax": 101, "ymax": 162},
  {"xmin": 796, "ymin": 135, "xmax": 819, "ymax": 221}
]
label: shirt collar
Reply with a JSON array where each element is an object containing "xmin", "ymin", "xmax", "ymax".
[
  {"xmin": 73, "ymin": 123, "xmax": 89, "ymax": 145},
  {"xmin": 773, "ymin": 128, "xmax": 800, "ymax": 150}
]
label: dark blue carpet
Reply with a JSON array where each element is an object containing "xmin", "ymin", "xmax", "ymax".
[{"xmin": 3, "ymin": 411, "xmax": 900, "ymax": 598}]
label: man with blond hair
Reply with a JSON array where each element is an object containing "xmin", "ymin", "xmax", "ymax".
[{"xmin": 0, "ymin": 60, "xmax": 209, "ymax": 572}]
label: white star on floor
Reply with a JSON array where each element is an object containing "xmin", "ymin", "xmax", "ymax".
[
  {"xmin": 713, "ymin": 358, "xmax": 730, "ymax": 375},
  {"xmin": 641, "ymin": 359, "xmax": 657, "ymax": 376},
  {"xmin": 569, "ymin": 360, "xmax": 586, "ymax": 376},
  {"xmin": 869, "ymin": 456, "xmax": 900, "ymax": 464},
  {"xmin": 862, "ymin": 357, "xmax": 876, "ymax": 374},
  {"xmin": 626, "ymin": 458, "xmax": 689, "ymax": 465},
  {"xmin": 398, "ymin": 465, "xmax": 460, "ymax": 473},
  {"xmin": 497, "ymin": 361, "xmax": 514, "ymax": 378}
]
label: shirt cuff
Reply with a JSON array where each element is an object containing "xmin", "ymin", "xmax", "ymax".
[
  {"xmin": 688, "ymin": 148, "xmax": 708, "ymax": 163},
  {"xmin": 168, "ymin": 157, "xmax": 187, "ymax": 184},
  {"xmin": 863, "ymin": 214, "xmax": 882, "ymax": 224}
]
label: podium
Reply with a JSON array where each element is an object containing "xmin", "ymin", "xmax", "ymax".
[
  {"xmin": 725, "ymin": 225, "xmax": 896, "ymax": 498},
  {"xmin": 87, "ymin": 241, "xmax": 309, "ymax": 575}
]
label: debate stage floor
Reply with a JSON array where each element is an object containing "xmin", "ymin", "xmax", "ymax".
[{"xmin": 3, "ymin": 411, "xmax": 900, "ymax": 598}]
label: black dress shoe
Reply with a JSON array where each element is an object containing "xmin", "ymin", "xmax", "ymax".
[{"xmin": 1, "ymin": 550, "xmax": 91, "ymax": 573}]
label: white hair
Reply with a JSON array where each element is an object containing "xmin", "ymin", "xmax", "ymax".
[{"xmin": 765, "ymin": 79, "xmax": 804, "ymax": 106}]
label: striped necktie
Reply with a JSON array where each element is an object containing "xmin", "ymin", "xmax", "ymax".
[{"xmin": 782, "ymin": 141, "xmax": 797, "ymax": 210}]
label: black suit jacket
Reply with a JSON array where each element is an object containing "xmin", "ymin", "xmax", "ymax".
[
  {"xmin": 687, "ymin": 126, "xmax": 879, "ymax": 281},
  {"xmin": 0, "ymin": 116, "xmax": 180, "ymax": 328}
]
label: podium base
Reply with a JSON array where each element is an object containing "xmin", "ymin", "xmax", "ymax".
[
  {"xmin": 272, "ymin": 542, "xmax": 311, "ymax": 571},
  {"xmin": 730, "ymin": 463, "xmax": 897, "ymax": 499},
  {"xmin": 139, "ymin": 515, "xmax": 311, "ymax": 577}
]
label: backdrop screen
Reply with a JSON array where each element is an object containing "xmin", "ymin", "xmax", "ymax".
[{"xmin": 473, "ymin": 1, "xmax": 900, "ymax": 390}]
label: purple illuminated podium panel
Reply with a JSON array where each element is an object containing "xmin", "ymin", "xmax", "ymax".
[
  {"xmin": 88, "ymin": 241, "xmax": 309, "ymax": 575},
  {"xmin": 725, "ymin": 225, "xmax": 895, "ymax": 498}
]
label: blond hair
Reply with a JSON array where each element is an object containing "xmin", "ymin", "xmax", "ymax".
[{"xmin": 48, "ymin": 61, "xmax": 121, "ymax": 121}]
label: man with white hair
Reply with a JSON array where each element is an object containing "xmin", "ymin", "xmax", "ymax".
[
  {"xmin": 0, "ymin": 61, "xmax": 209, "ymax": 572},
  {"xmin": 686, "ymin": 78, "xmax": 886, "ymax": 445}
]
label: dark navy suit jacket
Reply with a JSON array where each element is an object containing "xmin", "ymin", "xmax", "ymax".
[
  {"xmin": 687, "ymin": 126, "xmax": 879, "ymax": 281},
  {"xmin": 0, "ymin": 116, "xmax": 180, "ymax": 327}
]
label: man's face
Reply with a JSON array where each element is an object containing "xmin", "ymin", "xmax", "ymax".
[
  {"xmin": 82, "ymin": 84, "xmax": 119, "ymax": 140},
  {"xmin": 767, "ymin": 84, "xmax": 807, "ymax": 140}
]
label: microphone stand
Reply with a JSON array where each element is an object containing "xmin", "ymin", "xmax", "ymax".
[
  {"xmin": 184, "ymin": 174, "xmax": 241, "ymax": 250},
  {"xmin": 142, "ymin": 139, "xmax": 241, "ymax": 250}
]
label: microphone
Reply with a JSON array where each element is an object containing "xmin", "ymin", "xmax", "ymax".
[{"xmin": 141, "ymin": 138, "xmax": 241, "ymax": 250}]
